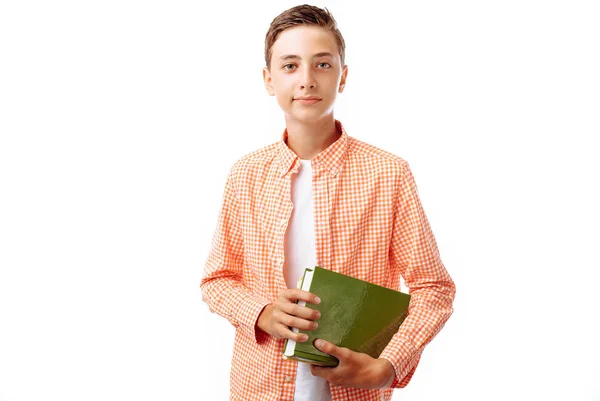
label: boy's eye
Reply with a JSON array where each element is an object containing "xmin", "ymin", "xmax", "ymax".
[{"xmin": 282, "ymin": 62, "xmax": 331, "ymax": 71}]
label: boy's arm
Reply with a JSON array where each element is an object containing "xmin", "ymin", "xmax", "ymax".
[
  {"xmin": 378, "ymin": 161, "xmax": 456, "ymax": 388},
  {"xmin": 200, "ymin": 165, "xmax": 271, "ymax": 344}
]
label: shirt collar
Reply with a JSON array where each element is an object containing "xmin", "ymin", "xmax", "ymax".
[{"xmin": 277, "ymin": 119, "xmax": 349, "ymax": 178}]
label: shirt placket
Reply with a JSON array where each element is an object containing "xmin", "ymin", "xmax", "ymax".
[
  {"xmin": 280, "ymin": 362, "xmax": 297, "ymax": 400},
  {"xmin": 274, "ymin": 170, "xmax": 295, "ymax": 292},
  {"xmin": 312, "ymin": 160, "xmax": 334, "ymax": 271},
  {"xmin": 278, "ymin": 163, "xmax": 308, "ymax": 401}
]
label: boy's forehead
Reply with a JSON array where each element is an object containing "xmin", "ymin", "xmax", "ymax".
[{"xmin": 271, "ymin": 26, "xmax": 339, "ymax": 60}]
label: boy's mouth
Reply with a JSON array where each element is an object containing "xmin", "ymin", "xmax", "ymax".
[{"xmin": 294, "ymin": 96, "xmax": 322, "ymax": 105}]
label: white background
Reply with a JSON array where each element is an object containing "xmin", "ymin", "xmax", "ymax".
[{"xmin": 1, "ymin": 0, "xmax": 599, "ymax": 400}]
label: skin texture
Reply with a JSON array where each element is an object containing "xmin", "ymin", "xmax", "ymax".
[
  {"xmin": 256, "ymin": 289, "xmax": 321, "ymax": 344},
  {"xmin": 257, "ymin": 25, "xmax": 396, "ymax": 389},
  {"xmin": 310, "ymin": 340, "xmax": 396, "ymax": 389},
  {"xmin": 262, "ymin": 26, "xmax": 348, "ymax": 160}
]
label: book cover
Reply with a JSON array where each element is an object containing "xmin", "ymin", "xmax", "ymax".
[{"xmin": 283, "ymin": 266, "xmax": 411, "ymax": 367}]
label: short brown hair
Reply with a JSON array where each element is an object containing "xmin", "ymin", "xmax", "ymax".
[{"xmin": 264, "ymin": 4, "xmax": 346, "ymax": 70}]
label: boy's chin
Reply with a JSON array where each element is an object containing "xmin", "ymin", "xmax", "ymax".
[{"xmin": 287, "ymin": 109, "xmax": 331, "ymax": 122}]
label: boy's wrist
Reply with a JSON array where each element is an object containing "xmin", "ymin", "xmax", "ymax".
[
  {"xmin": 256, "ymin": 303, "xmax": 274, "ymax": 333},
  {"xmin": 376, "ymin": 358, "xmax": 396, "ymax": 388},
  {"xmin": 253, "ymin": 303, "xmax": 273, "ymax": 344}
]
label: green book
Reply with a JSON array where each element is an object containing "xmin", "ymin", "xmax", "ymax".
[{"xmin": 282, "ymin": 266, "xmax": 411, "ymax": 367}]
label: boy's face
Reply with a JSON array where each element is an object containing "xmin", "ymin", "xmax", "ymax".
[{"xmin": 263, "ymin": 26, "xmax": 348, "ymax": 124}]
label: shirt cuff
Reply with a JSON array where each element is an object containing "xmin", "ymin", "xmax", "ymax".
[
  {"xmin": 379, "ymin": 337, "xmax": 421, "ymax": 388},
  {"xmin": 253, "ymin": 303, "xmax": 273, "ymax": 344},
  {"xmin": 234, "ymin": 295, "xmax": 271, "ymax": 344}
]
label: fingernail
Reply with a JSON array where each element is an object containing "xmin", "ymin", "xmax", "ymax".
[
  {"xmin": 315, "ymin": 339, "xmax": 323, "ymax": 348},
  {"xmin": 301, "ymin": 335, "xmax": 309, "ymax": 342},
  {"xmin": 314, "ymin": 297, "xmax": 321, "ymax": 304}
]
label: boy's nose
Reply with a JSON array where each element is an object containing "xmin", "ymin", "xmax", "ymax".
[{"xmin": 300, "ymin": 70, "xmax": 317, "ymax": 90}]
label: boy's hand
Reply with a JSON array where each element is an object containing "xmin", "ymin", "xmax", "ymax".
[
  {"xmin": 309, "ymin": 339, "xmax": 396, "ymax": 389},
  {"xmin": 256, "ymin": 288, "xmax": 321, "ymax": 342}
]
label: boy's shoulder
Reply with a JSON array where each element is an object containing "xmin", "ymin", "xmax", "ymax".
[
  {"xmin": 346, "ymin": 136, "xmax": 409, "ymax": 170},
  {"xmin": 229, "ymin": 141, "xmax": 280, "ymax": 174},
  {"xmin": 224, "ymin": 141, "xmax": 281, "ymax": 188}
]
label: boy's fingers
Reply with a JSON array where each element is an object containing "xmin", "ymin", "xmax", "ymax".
[
  {"xmin": 277, "ymin": 324, "xmax": 309, "ymax": 342},
  {"xmin": 273, "ymin": 308, "xmax": 319, "ymax": 330},
  {"xmin": 284, "ymin": 314, "xmax": 319, "ymax": 331},
  {"xmin": 314, "ymin": 339, "xmax": 351, "ymax": 361},
  {"xmin": 279, "ymin": 289, "xmax": 320, "ymax": 304},
  {"xmin": 279, "ymin": 302, "xmax": 321, "ymax": 321}
]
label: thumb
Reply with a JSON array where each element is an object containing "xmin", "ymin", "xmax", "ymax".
[{"xmin": 314, "ymin": 339, "xmax": 348, "ymax": 359}]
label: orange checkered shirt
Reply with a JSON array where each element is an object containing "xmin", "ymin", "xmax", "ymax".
[{"xmin": 201, "ymin": 120, "xmax": 456, "ymax": 401}]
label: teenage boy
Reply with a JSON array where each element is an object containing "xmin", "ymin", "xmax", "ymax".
[{"xmin": 200, "ymin": 5, "xmax": 456, "ymax": 401}]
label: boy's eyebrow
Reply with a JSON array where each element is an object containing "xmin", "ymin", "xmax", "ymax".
[{"xmin": 278, "ymin": 52, "xmax": 335, "ymax": 61}]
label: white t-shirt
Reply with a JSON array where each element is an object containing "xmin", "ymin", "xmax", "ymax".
[{"xmin": 283, "ymin": 159, "xmax": 332, "ymax": 401}]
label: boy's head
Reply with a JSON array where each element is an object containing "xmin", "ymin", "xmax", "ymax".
[{"xmin": 263, "ymin": 5, "xmax": 348, "ymax": 124}]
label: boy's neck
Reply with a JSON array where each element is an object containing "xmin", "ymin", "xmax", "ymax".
[{"xmin": 284, "ymin": 116, "xmax": 341, "ymax": 160}]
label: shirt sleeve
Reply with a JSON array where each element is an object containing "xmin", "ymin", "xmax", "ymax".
[
  {"xmin": 200, "ymin": 165, "xmax": 271, "ymax": 344},
  {"xmin": 378, "ymin": 161, "xmax": 456, "ymax": 388}
]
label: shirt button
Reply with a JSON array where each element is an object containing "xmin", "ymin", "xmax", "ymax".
[
  {"xmin": 285, "ymin": 376, "xmax": 294, "ymax": 382},
  {"xmin": 276, "ymin": 257, "xmax": 284, "ymax": 265},
  {"xmin": 280, "ymin": 218, "xmax": 287, "ymax": 226}
]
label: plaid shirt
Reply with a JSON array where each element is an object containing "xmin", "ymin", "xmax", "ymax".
[{"xmin": 201, "ymin": 120, "xmax": 456, "ymax": 401}]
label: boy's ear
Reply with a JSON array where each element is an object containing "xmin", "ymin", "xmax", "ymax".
[
  {"xmin": 338, "ymin": 65, "xmax": 348, "ymax": 93},
  {"xmin": 263, "ymin": 67, "xmax": 275, "ymax": 96}
]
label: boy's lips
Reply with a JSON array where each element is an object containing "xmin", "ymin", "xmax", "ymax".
[
  {"xmin": 294, "ymin": 96, "xmax": 322, "ymax": 100},
  {"xmin": 294, "ymin": 96, "xmax": 322, "ymax": 105}
]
